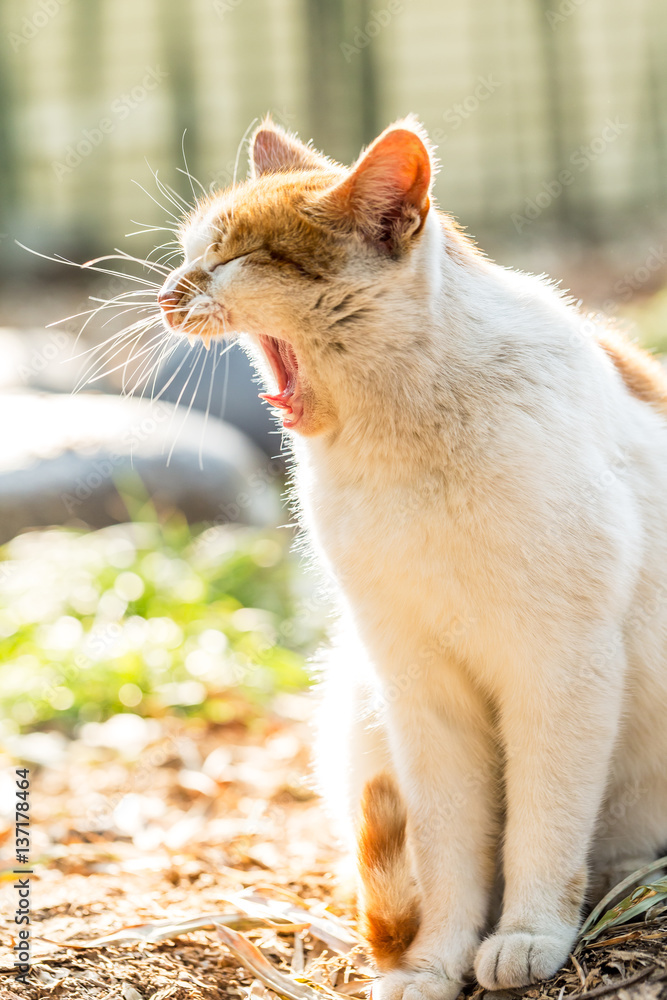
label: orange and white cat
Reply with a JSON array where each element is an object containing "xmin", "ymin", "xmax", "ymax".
[{"xmin": 158, "ymin": 118, "xmax": 667, "ymax": 996}]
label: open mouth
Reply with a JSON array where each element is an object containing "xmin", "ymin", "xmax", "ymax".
[{"xmin": 258, "ymin": 335, "xmax": 303, "ymax": 430}]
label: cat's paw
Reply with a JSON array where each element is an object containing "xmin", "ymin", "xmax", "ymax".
[
  {"xmin": 371, "ymin": 968, "xmax": 463, "ymax": 1000},
  {"xmin": 474, "ymin": 931, "xmax": 570, "ymax": 989}
]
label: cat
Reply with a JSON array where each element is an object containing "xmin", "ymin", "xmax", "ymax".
[{"xmin": 157, "ymin": 116, "xmax": 667, "ymax": 996}]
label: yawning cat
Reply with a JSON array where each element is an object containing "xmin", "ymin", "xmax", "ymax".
[{"xmin": 158, "ymin": 117, "xmax": 667, "ymax": 996}]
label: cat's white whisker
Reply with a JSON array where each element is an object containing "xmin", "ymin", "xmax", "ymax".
[
  {"xmin": 125, "ymin": 332, "xmax": 176, "ymax": 398},
  {"xmin": 219, "ymin": 335, "xmax": 232, "ymax": 418},
  {"xmin": 16, "ymin": 242, "xmax": 161, "ymax": 290},
  {"xmin": 69, "ymin": 318, "xmax": 154, "ymax": 368},
  {"xmin": 69, "ymin": 295, "xmax": 159, "ymax": 351},
  {"xmin": 141, "ymin": 335, "xmax": 181, "ymax": 403},
  {"xmin": 176, "ymin": 165, "xmax": 208, "ymax": 201},
  {"xmin": 126, "ymin": 225, "xmax": 175, "ymax": 238},
  {"xmin": 81, "ymin": 250, "xmax": 171, "ymax": 277},
  {"xmin": 128, "ymin": 218, "xmax": 179, "ymax": 237},
  {"xmin": 76, "ymin": 325, "xmax": 162, "ymax": 392},
  {"xmin": 149, "ymin": 241, "xmax": 181, "ymax": 262},
  {"xmin": 145, "ymin": 160, "xmax": 192, "ymax": 215},
  {"xmin": 74, "ymin": 311, "xmax": 162, "ymax": 369},
  {"xmin": 119, "ymin": 325, "xmax": 166, "ymax": 394},
  {"xmin": 199, "ymin": 337, "xmax": 224, "ymax": 469},
  {"xmin": 131, "ymin": 179, "xmax": 183, "ymax": 224},
  {"xmin": 164, "ymin": 338, "xmax": 208, "ymax": 466},
  {"xmin": 179, "ymin": 130, "xmax": 201, "ymax": 209},
  {"xmin": 167, "ymin": 332, "xmax": 212, "ymax": 467},
  {"xmin": 46, "ymin": 293, "xmax": 156, "ymax": 332},
  {"xmin": 149, "ymin": 344, "xmax": 194, "ymax": 406},
  {"xmin": 99, "ymin": 304, "xmax": 157, "ymax": 332}
]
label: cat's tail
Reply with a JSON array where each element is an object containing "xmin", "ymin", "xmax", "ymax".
[{"xmin": 357, "ymin": 772, "xmax": 421, "ymax": 970}]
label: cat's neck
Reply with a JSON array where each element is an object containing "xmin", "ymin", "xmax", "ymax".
[{"xmin": 300, "ymin": 211, "xmax": 581, "ymax": 484}]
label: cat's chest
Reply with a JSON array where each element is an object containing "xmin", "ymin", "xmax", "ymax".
[{"xmin": 302, "ymin": 471, "xmax": 471, "ymax": 617}]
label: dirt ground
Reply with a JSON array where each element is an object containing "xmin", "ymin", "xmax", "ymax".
[{"xmin": 1, "ymin": 705, "xmax": 666, "ymax": 1000}]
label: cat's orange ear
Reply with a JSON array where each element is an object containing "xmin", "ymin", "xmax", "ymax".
[
  {"xmin": 250, "ymin": 119, "xmax": 331, "ymax": 177},
  {"xmin": 320, "ymin": 121, "xmax": 433, "ymax": 252}
]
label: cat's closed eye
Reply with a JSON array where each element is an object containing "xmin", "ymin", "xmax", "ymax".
[{"xmin": 211, "ymin": 252, "xmax": 250, "ymax": 272}]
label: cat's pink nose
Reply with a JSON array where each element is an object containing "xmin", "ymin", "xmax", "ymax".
[
  {"xmin": 158, "ymin": 288, "xmax": 181, "ymax": 311},
  {"xmin": 158, "ymin": 286, "xmax": 182, "ymax": 328}
]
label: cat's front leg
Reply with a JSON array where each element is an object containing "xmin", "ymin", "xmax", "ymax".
[
  {"xmin": 373, "ymin": 663, "xmax": 499, "ymax": 1000},
  {"xmin": 475, "ymin": 650, "xmax": 624, "ymax": 990}
]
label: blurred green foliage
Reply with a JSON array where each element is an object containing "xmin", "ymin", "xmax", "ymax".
[
  {"xmin": 625, "ymin": 286, "xmax": 667, "ymax": 356},
  {"xmin": 0, "ymin": 518, "xmax": 327, "ymax": 734}
]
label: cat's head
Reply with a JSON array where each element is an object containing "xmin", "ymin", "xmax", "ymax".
[{"xmin": 158, "ymin": 117, "xmax": 456, "ymax": 437}]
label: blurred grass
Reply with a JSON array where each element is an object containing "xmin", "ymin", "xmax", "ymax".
[{"xmin": 0, "ymin": 516, "xmax": 328, "ymax": 735}]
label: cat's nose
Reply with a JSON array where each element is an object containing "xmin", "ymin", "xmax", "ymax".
[
  {"xmin": 157, "ymin": 287, "xmax": 181, "ymax": 311},
  {"xmin": 157, "ymin": 284, "xmax": 183, "ymax": 328}
]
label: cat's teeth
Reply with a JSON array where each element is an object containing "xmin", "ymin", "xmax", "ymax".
[
  {"xmin": 187, "ymin": 333, "xmax": 198, "ymax": 348},
  {"xmin": 200, "ymin": 333, "xmax": 212, "ymax": 350}
]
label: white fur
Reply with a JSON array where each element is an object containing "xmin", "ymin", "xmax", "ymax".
[
  {"xmin": 297, "ymin": 212, "xmax": 667, "ymax": 992},
  {"xmin": 176, "ymin": 170, "xmax": 667, "ymax": 995}
]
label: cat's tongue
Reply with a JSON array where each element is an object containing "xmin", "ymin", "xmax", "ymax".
[{"xmin": 258, "ymin": 335, "xmax": 303, "ymax": 429}]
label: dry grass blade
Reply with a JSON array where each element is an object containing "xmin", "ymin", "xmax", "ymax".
[
  {"xmin": 332, "ymin": 980, "xmax": 374, "ymax": 996},
  {"xmin": 41, "ymin": 911, "xmax": 308, "ymax": 949},
  {"xmin": 216, "ymin": 923, "xmax": 340, "ymax": 1000},
  {"xmin": 585, "ymin": 928, "xmax": 643, "ymax": 949},
  {"xmin": 571, "ymin": 963, "xmax": 656, "ymax": 998},
  {"xmin": 578, "ymin": 877, "xmax": 667, "ymax": 947},
  {"xmin": 577, "ymin": 855, "xmax": 667, "ymax": 947},
  {"xmin": 228, "ymin": 891, "xmax": 363, "ymax": 956},
  {"xmin": 569, "ymin": 951, "xmax": 587, "ymax": 988}
]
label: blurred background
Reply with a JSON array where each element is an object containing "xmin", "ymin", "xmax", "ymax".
[
  {"xmin": 0, "ymin": 0, "xmax": 666, "ymax": 731},
  {"xmin": 3, "ymin": 0, "xmax": 667, "ymax": 281},
  {"xmin": 0, "ymin": 3, "xmax": 666, "ymax": 986},
  {"xmin": 1, "ymin": 1, "xmax": 667, "ymax": 944}
]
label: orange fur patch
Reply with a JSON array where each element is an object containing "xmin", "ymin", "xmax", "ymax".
[
  {"xmin": 557, "ymin": 869, "xmax": 587, "ymax": 925},
  {"xmin": 598, "ymin": 330, "xmax": 667, "ymax": 415},
  {"xmin": 357, "ymin": 773, "xmax": 420, "ymax": 970}
]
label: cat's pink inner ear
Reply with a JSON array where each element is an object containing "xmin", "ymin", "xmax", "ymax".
[
  {"xmin": 329, "ymin": 128, "xmax": 432, "ymax": 234},
  {"xmin": 250, "ymin": 126, "xmax": 329, "ymax": 177}
]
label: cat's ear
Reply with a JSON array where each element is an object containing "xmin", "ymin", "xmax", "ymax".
[
  {"xmin": 320, "ymin": 120, "xmax": 433, "ymax": 251},
  {"xmin": 250, "ymin": 119, "xmax": 331, "ymax": 177}
]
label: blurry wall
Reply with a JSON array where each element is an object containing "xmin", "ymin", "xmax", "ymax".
[
  {"xmin": 383, "ymin": 0, "xmax": 667, "ymax": 241},
  {"xmin": 1, "ymin": 0, "xmax": 667, "ymax": 273}
]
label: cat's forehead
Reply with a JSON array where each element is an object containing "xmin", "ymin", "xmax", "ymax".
[{"xmin": 183, "ymin": 169, "xmax": 345, "ymax": 266}]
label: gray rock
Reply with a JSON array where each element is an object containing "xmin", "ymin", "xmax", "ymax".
[{"xmin": 0, "ymin": 391, "xmax": 281, "ymax": 542}]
